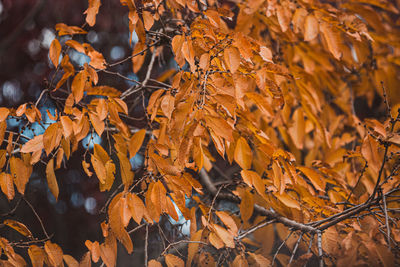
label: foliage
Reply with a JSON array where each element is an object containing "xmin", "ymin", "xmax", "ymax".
[{"xmin": 1, "ymin": 0, "xmax": 400, "ymax": 266}]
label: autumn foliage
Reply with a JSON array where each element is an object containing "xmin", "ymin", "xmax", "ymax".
[{"xmin": 1, "ymin": 0, "xmax": 400, "ymax": 266}]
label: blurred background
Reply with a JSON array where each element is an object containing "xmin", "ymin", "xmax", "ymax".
[{"xmin": 0, "ymin": 0, "xmax": 154, "ymax": 263}]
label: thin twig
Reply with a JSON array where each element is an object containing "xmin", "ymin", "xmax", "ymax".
[
  {"xmin": 289, "ymin": 233, "xmax": 304, "ymax": 265},
  {"xmin": 382, "ymin": 194, "xmax": 391, "ymax": 250},
  {"xmin": 23, "ymin": 197, "xmax": 50, "ymax": 239},
  {"xmin": 317, "ymin": 230, "xmax": 324, "ymax": 267},
  {"xmin": 145, "ymin": 224, "xmax": 149, "ymax": 267},
  {"xmin": 236, "ymin": 219, "xmax": 275, "ymax": 240},
  {"xmin": 272, "ymin": 231, "xmax": 293, "ymax": 266}
]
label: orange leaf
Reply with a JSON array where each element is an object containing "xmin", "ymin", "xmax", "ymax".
[
  {"xmin": 45, "ymin": 241, "xmax": 63, "ymax": 267},
  {"xmin": 0, "ymin": 172, "xmax": 14, "ymax": 201},
  {"xmin": 89, "ymin": 112, "xmax": 105, "ymax": 136},
  {"xmin": 215, "ymin": 211, "xmax": 238, "ymax": 236},
  {"xmin": 297, "ymin": 166, "xmax": 326, "ymax": 192},
  {"xmin": 127, "ymin": 193, "xmax": 145, "ymax": 224},
  {"xmin": 0, "ymin": 107, "xmax": 10, "ymax": 122},
  {"xmin": 46, "ymin": 158, "xmax": 59, "ymax": 200},
  {"xmin": 212, "ymin": 224, "xmax": 235, "ymax": 248},
  {"xmin": 43, "ymin": 123, "xmax": 61, "ymax": 155},
  {"xmin": 117, "ymin": 151, "xmax": 134, "ymax": 188},
  {"xmin": 10, "ymin": 157, "xmax": 31, "ymax": 195},
  {"xmin": 129, "ymin": 129, "xmax": 146, "ymax": 158},
  {"xmin": 49, "ymin": 39, "xmax": 61, "ymax": 67},
  {"xmin": 84, "ymin": 0, "xmax": 101, "ymax": 27},
  {"xmin": 224, "ymin": 47, "xmax": 241, "ymax": 73},
  {"xmin": 165, "ymin": 254, "xmax": 184, "ymax": 267},
  {"xmin": 55, "ymin": 23, "xmax": 87, "ymax": 36},
  {"xmin": 240, "ymin": 189, "xmax": 254, "ymax": 222},
  {"xmin": 20, "ymin": 135, "xmax": 44, "ymax": 154},
  {"xmin": 304, "ymin": 14, "xmax": 319, "ymax": 41},
  {"xmin": 63, "ymin": 255, "xmax": 79, "ymax": 267},
  {"xmin": 71, "ymin": 71, "xmax": 87, "ymax": 103},
  {"xmin": 234, "ymin": 137, "xmax": 252, "ymax": 170},
  {"xmin": 160, "ymin": 94, "xmax": 175, "ymax": 120},
  {"xmin": 60, "ymin": 116, "xmax": 73, "ymax": 138},
  {"xmin": 3, "ymin": 219, "xmax": 33, "ymax": 238},
  {"xmin": 28, "ymin": 245, "xmax": 46, "ymax": 267}
]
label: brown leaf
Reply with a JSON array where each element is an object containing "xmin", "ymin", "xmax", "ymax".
[
  {"xmin": 224, "ymin": 47, "xmax": 241, "ymax": 73},
  {"xmin": 240, "ymin": 189, "xmax": 254, "ymax": 222},
  {"xmin": 304, "ymin": 14, "xmax": 319, "ymax": 41},
  {"xmin": 21, "ymin": 135, "xmax": 44, "ymax": 153}
]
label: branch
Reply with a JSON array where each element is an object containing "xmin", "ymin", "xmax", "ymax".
[{"xmin": 199, "ymin": 169, "xmax": 317, "ymax": 234}]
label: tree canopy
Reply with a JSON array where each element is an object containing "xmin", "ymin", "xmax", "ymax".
[{"xmin": 0, "ymin": 0, "xmax": 400, "ymax": 266}]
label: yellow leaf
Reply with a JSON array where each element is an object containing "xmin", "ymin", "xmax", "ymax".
[
  {"xmin": 0, "ymin": 172, "xmax": 14, "ymax": 200},
  {"xmin": 46, "ymin": 158, "xmax": 59, "ymax": 200},
  {"xmin": 3, "ymin": 219, "xmax": 33, "ymax": 238},
  {"xmin": 44, "ymin": 241, "xmax": 63, "ymax": 267},
  {"xmin": 234, "ymin": 137, "xmax": 252, "ymax": 170},
  {"xmin": 84, "ymin": 0, "xmax": 101, "ymax": 27}
]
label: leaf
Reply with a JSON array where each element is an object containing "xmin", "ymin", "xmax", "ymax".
[
  {"xmin": 44, "ymin": 123, "xmax": 62, "ymax": 156},
  {"xmin": 212, "ymin": 224, "xmax": 235, "ymax": 248},
  {"xmin": 91, "ymin": 154, "xmax": 107, "ymax": 184},
  {"xmin": 160, "ymin": 94, "xmax": 175, "ymax": 120},
  {"xmin": 165, "ymin": 254, "xmax": 184, "ymax": 267},
  {"xmin": 127, "ymin": 193, "xmax": 145, "ymax": 224},
  {"xmin": 60, "ymin": 116, "xmax": 73, "ymax": 138},
  {"xmin": 10, "ymin": 157, "xmax": 31, "ymax": 195},
  {"xmin": 0, "ymin": 107, "xmax": 10, "ymax": 122},
  {"xmin": 117, "ymin": 151, "xmax": 134, "ymax": 188},
  {"xmin": 224, "ymin": 47, "xmax": 241, "ymax": 73},
  {"xmin": 240, "ymin": 189, "xmax": 254, "ymax": 222},
  {"xmin": 63, "ymin": 255, "xmax": 79, "ymax": 267},
  {"xmin": 187, "ymin": 229, "xmax": 203, "ymax": 267},
  {"xmin": 215, "ymin": 211, "xmax": 238, "ymax": 236},
  {"xmin": 297, "ymin": 166, "xmax": 326, "ymax": 192},
  {"xmin": 234, "ymin": 137, "xmax": 252, "ymax": 170},
  {"xmin": 89, "ymin": 112, "xmax": 105, "ymax": 136},
  {"xmin": 49, "ymin": 39, "xmax": 62, "ymax": 67},
  {"xmin": 151, "ymin": 181, "xmax": 167, "ymax": 216},
  {"xmin": 46, "ymin": 158, "xmax": 59, "ymax": 200},
  {"xmin": 44, "ymin": 241, "xmax": 63, "ymax": 267},
  {"xmin": 71, "ymin": 71, "xmax": 87, "ymax": 103},
  {"xmin": 28, "ymin": 245, "xmax": 45, "ymax": 267},
  {"xmin": 274, "ymin": 192, "xmax": 300, "ymax": 210},
  {"xmin": 129, "ymin": 129, "xmax": 146, "ymax": 158},
  {"xmin": 148, "ymin": 260, "xmax": 162, "ymax": 267},
  {"xmin": 21, "ymin": 135, "xmax": 44, "ymax": 154},
  {"xmin": 0, "ymin": 172, "xmax": 14, "ymax": 200},
  {"xmin": 248, "ymin": 252, "xmax": 271, "ymax": 266},
  {"xmin": 204, "ymin": 116, "xmax": 233, "ymax": 142},
  {"xmin": 84, "ymin": 0, "xmax": 101, "ymax": 27},
  {"xmin": 3, "ymin": 219, "xmax": 33, "ymax": 238},
  {"xmin": 304, "ymin": 14, "xmax": 319, "ymax": 41},
  {"xmin": 320, "ymin": 21, "xmax": 342, "ymax": 60},
  {"xmin": 55, "ymin": 23, "xmax": 87, "ymax": 36}
]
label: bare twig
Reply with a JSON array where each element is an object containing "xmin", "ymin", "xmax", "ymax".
[
  {"xmin": 289, "ymin": 233, "xmax": 304, "ymax": 265},
  {"xmin": 145, "ymin": 224, "xmax": 149, "ymax": 267},
  {"xmin": 382, "ymin": 194, "xmax": 391, "ymax": 250},
  {"xmin": 236, "ymin": 219, "xmax": 275, "ymax": 240},
  {"xmin": 317, "ymin": 230, "xmax": 323, "ymax": 267},
  {"xmin": 272, "ymin": 231, "xmax": 293, "ymax": 266},
  {"xmin": 23, "ymin": 197, "xmax": 50, "ymax": 239}
]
